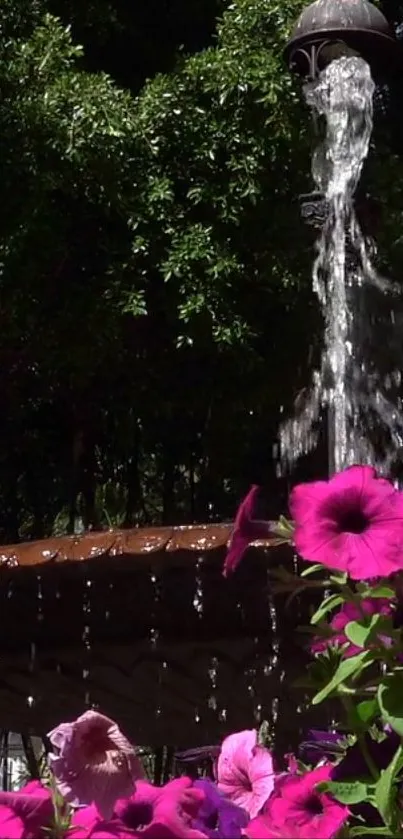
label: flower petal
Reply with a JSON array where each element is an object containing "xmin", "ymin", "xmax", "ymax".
[{"xmin": 289, "ymin": 480, "xmax": 329, "ymax": 526}]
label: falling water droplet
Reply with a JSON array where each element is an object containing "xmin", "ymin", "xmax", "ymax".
[
  {"xmin": 207, "ymin": 657, "xmax": 218, "ymax": 687},
  {"xmin": 193, "ymin": 557, "xmax": 204, "ymax": 616},
  {"xmin": 27, "ymin": 695, "xmax": 35, "ymax": 708},
  {"xmin": 265, "ymin": 588, "xmax": 279, "ymax": 675},
  {"xmin": 150, "ymin": 570, "xmax": 161, "ymax": 602},
  {"xmin": 150, "ymin": 627, "xmax": 159, "ymax": 647},
  {"xmin": 207, "ymin": 656, "xmax": 219, "ymax": 714},
  {"xmin": 82, "ymin": 576, "xmax": 93, "ymax": 706},
  {"xmin": 254, "ymin": 703, "xmax": 263, "ymax": 723},
  {"xmin": 29, "ymin": 642, "xmax": 36, "ymax": 673},
  {"xmin": 82, "ymin": 625, "xmax": 91, "ymax": 650},
  {"xmin": 36, "ymin": 575, "xmax": 44, "ymax": 623},
  {"xmin": 271, "ymin": 696, "xmax": 279, "ymax": 725}
]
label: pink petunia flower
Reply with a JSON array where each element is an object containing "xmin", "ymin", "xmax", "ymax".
[
  {"xmin": 312, "ymin": 597, "xmax": 394, "ymax": 657},
  {"xmin": 48, "ymin": 710, "xmax": 143, "ymax": 819},
  {"xmin": 223, "ymin": 486, "xmax": 276, "ymax": 576},
  {"xmin": 71, "ymin": 805, "xmax": 139, "ymax": 838},
  {"xmin": 289, "ymin": 465, "xmax": 403, "ymax": 580},
  {"xmin": 70, "ymin": 803, "xmax": 99, "ymax": 837},
  {"xmin": 70, "ymin": 803, "xmax": 147, "ymax": 838},
  {"xmin": 115, "ymin": 777, "xmax": 207, "ymax": 838},
  {"xmin": 216, "ymin": 729, "xmax": 275, "ymax": 818},
  {"xmin": 0, "ymin": 781, "xmax": 53, "ymax": 839},
  {"xmin": 246, "ymin": 765, "xmax": 348, "ymax": 839}
]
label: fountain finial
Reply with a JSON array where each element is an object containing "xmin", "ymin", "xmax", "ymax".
[{"xmin": 284, "ymin": 0, "xmax": 401, "ymax": 79}]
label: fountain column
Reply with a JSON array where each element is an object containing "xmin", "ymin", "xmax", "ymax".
[{"xmin": 281, "ymin": 0, "xmax": 401, "ymax": 476}]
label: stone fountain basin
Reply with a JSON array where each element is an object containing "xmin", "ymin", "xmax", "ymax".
[{"xmin": 0, "ymin": 526, "xmax": 327, "ymax": 750}]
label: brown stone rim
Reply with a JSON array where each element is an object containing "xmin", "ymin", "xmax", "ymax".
[{"xmin": 0, "ymin": 523, "xmax": 281, "ymax": 569}]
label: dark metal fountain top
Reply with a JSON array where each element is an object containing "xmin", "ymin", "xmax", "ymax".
[{"xmin": 284, "ymin": 0, "xmax": 401, "ymax": 79}]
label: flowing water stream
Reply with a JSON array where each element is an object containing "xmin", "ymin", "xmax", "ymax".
[{"xmin": 280, "ymin": 55, "xmax": 403, "ymax": 476}]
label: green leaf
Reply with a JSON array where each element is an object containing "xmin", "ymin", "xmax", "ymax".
[
  {"xmin": 329, "ymin": 572, "xmax": 348, "ymax": 585},
  {"xmin": 311, "ymin": 594, "xmax": 344, "ymax": 625},
  {"xmin": 349, "ymin": 828, "xmax": 395, "ymax": 837},
  {"xmin": 356, "ymin": 698, "xmax": 378, "ymax": 726},
  {"xmin": 378, "ymin": 673, "xmax": 403, "ymax": 736},
  {"xmin": 374, "ymin": 744, "xmax": 403, "ymax": 828},
  {"xmin": 366, "ymin": 585, "xmax": 395, "ymax": 599},
  {"xmin": 344, "ymin": 613, "xmax": 383, "ymax": 648},
  {"xmin": 276, "ymin": 515, "xmax": 294, "ymax": 536},
  {"xmin": 312, "ymin": 651, "xmax": 372, "ymax": 705},
  {"xmin": 300, "ymin": 563, "xmax": 324, "ymax": 578},
  {"xmin": 322, "ymin": 780, "xmax": 369, "ymax": 804}
]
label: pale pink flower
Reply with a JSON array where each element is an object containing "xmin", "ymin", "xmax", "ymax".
[
  {"xmin": 217, "ymin": 729, "xmax": 275, "ymax": 818},
  {"xmin": 290, "ymin": 465, "xmax": 403, "ymax": 580},
  {"xmin": 48, "ymin": 710, "xmax": 143, "ymax": 819}
]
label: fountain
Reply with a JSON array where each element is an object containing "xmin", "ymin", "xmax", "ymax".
[
  {"xmin": 2, "ymin": 0, "xmax": 403, "ymax": 777},
  {"xmin": 281, "ymin": 0, "xmax": 403, "ymax": 476}
]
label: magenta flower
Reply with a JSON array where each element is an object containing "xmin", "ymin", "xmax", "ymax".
[
  {"xmin": 0, "ymin": 781, "xmax": 53, "ymax": 839},
  {"xmin": 81, "ymin": 822, "xmax": 140, "ymax": 838},
  {"xmin": 70, "ymin": 803, "xmax": 148, "ymax": 838},
  {"xmin": 115, "ymin": 777, "xmax": 207, "ymax": 838},
  {"xmin": 216, "ymin": 729, "xmax": 275, "ymax": 818},
  {"xmin": 290, "ymin": 465, "xmax": 403, "ymax": 580},
  {"xmin": 223, "ymin": 486, "xmax": 276, "ymax": 576},
  {"xmin": 48, "ymin": 710, "xmax": 143, "ymax": 819},
  {"xmin": 70, "ymin": 804, "xmax": 100, "ymax": 837},
  {"xmin": 312, "ymin": 597, "xmax": 394, "ymax": 657},
  {"xmin": 246, "ymin": 766, "xmax": 348, "ymax": 839},
  {"xmin": 71, "ymin": 806, "xmax": 139, "ymax": 838}
]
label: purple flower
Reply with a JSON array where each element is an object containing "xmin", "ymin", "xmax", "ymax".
[
  {"xmin": 192, "ymin": 779, "xmax": 248, "ymax": 838},
  {"xmin": 299, "ymin": 730, "xmax": 347, "ymax": 764}
]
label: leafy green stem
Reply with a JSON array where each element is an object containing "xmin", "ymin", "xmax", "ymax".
[{"xmin": 341, "ymin": 697, "xmax": 379, "ymax": 780}]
